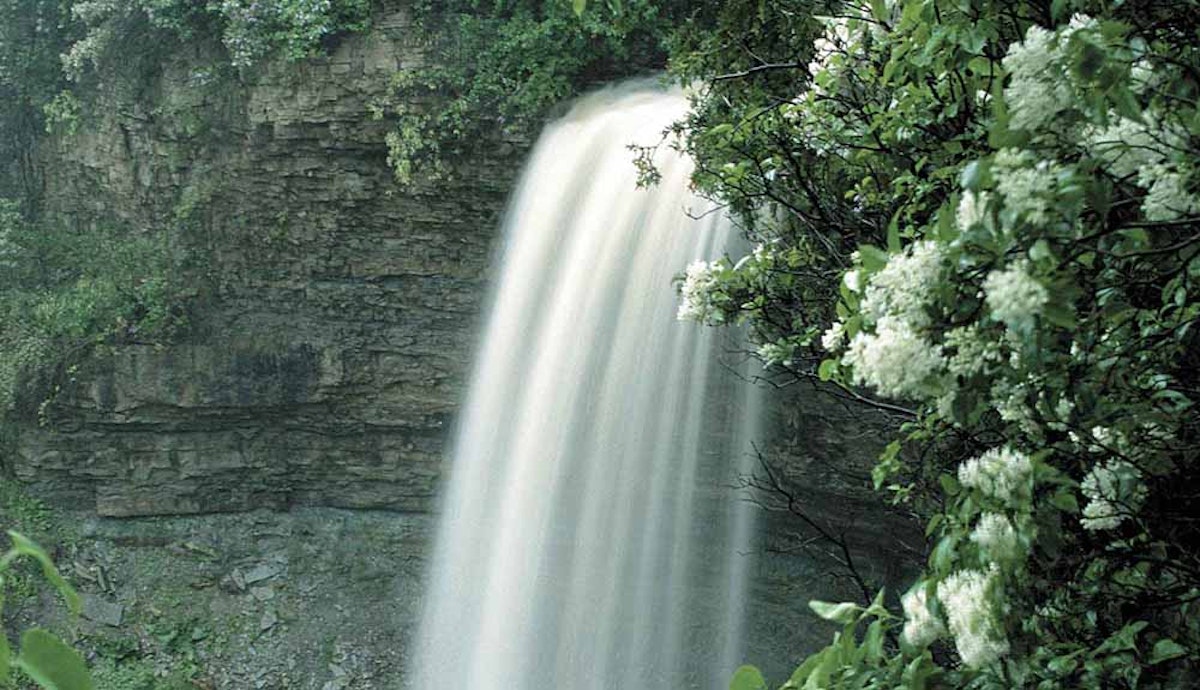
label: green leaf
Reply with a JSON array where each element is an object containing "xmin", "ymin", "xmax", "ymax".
[
  {"xmin": 729, "ymin": 665, "xmax": 767, "ymax": 690},
  {"xmin": 1096, "ymin": 621, "xmax": 1148, "ymax": 655},
  {"xmin": 1149, "ymin": 638, "xmax": 1187, "ymax": 665},
  {"xmin": 858, "ymin": 244, "xmax": 889, "ymax": 272},
  {"xmin": 863, "ymin": 619, "xmax": 885, "ymax": 662},
  {"xmin": 960, "ymin": 160, "xmax": 983, "ymax": 191},
  {"xmin": 1050, "ymin": 488, "xmax": 1079, "ymax": 514},
  {"xmin": 13, "ymin": 630, "xmax": 92, "ymax": 690},
  {"xmin": 809, "ymin": 600, "xmax": 860, "ymax": 624},
  {"xmin": 939, "ymin": 473, "xmax": 960, "ymax": 496},
  {"xmin": 1043, "ymin": 301, "xmax": 1076, "ymax": 329},
  {"xmin": 818, "ymin": 359, "xmax": 838, "ymax": 381},
  {"xmin": 0, "ymin": 624, "xmax": 10, "ymax": 684},
  {"xmin": 573, "ymin": 0, "xmax": 586, "ymax": 16},
  {"xmin": 869, "ymin": 0, "xmax": 889, "ymax": 22},
  {"xmin": 5, "ymin": 532, "xmax": 78, "ymax": 615}
]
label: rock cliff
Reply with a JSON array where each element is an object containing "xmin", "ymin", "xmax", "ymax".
[{"xmin": 14, "ymin": 4, "xmax": 518, "ymax": 517}]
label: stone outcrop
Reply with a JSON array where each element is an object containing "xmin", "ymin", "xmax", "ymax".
[{"xmin": 13, "ymin": 4, "xmax": 519, "ymax": 516}]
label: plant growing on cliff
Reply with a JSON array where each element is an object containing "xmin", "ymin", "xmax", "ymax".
[
  {"xmin": 0, "ymin": 531, "xmax": 93, "ymax": 689},
  {"xmin": 374, "ymin": 0, "xmax": 698, "ymax": 184},
  {"xmin": 61, "ymin": 0, "xmax": 371, "ymax": 80},
  {"xmin": 669, "ymin": 0, "xmax": 1200, "ymax": 687},
  {"xmin": 0, "ymin": 201, "xmax": 184, "ymax": 415}
]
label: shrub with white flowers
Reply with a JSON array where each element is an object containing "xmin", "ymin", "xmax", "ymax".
[{"xmin": 673, "ymin": 0, "xmax": 1200, "ymax": 687}]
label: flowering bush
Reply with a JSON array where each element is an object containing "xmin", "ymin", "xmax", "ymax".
[{"xmin": 672, "ymin": 0, "xmax": 1200, "ymax": 686}]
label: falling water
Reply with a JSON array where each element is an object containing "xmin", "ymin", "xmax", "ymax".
[{"xmin": 409, "ymin": 85, "xmax": 762, "ymax": 690}]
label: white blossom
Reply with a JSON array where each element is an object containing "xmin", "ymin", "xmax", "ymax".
[
  {"xmin": 757, "ymin": 341, "xmax": 793, "ymax": 366},
  {"xmin": 957, "ymin": 190, "xmax": 992, "ymax": 231},
  {"xmin": 842, "ymin": 317, "xmax": 944, "ymax": 399},
  {"xmin": 821, "ymin": 321, "xmax": 846, "ymax": 352},
  {"xmin": 945, "ymin": 326, "xmax": 1001, "ymax": 378},
  {"xmin": 1002, "ymin": 25, "xmax": 1072, "ymax": 132},
  {"xmin": 937, "ymin": 567, "xmax": 1010, "ymax": 668},
  {"xmin": 843, "ymin": 269, "xmax": 863, "ymax": 293},
  {"xmin": 990, "ymin": 380, "xmax": 1040, "ymax": 436},
  {"xmin": 1138, "ymin": 165, "xmax": 1200, "ymax": 221},
  {"xmin": 970, "ymin": 512, "xmax": 1020, "ymax": 563},
  {"xmin": 958, "ymin": 446, "xmax": 1033, "ymax": 506},
  {"xmin": 901, "ymin": 586, "xmax": 945, "ymax": 648},
  {"xmin": 984, "ymin": 259, "xmax": 1048, "ymax": 332},
  {"xmin": 677, "ymin": 260, "xmax": 720, "ymax": 323},
  {"xmin": 1084, "ymin": 113, "xmax": 1183, "ymax": 180},
  {"xmin": 1081, "ymin": 460, "xmax": 1147, "ymax": 531},
  {"xmin": 993, "ymin": 149, "xmax": 1065, "ymax": 226},
  {"xmin": 861, "ymin": 241, "xmax": 944, "ymax": 327}
]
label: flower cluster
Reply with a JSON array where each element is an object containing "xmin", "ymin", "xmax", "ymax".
[
  {"xmin": 860, "ymin": 241, "xmax": 943, "ymax": 327},
  {"xmin": 676, "ymin": 260, "xmax": 721, "ymax": 324},
  {"xmin": 970, "ymin": 512, "xmax": 1020, "ymax": 563},
  {"xmin": 842, "ymin": 317, "xmax": 944, "ymax": 398},
  {"xmin": 901, "ymin": 586, "xmax": 945, "ymax": 648},
  {"xmin": 992, "ymin": 149, "xmax": 1067, "ymax": 226},
  {"xmin": 983, "ymin": 259, "xmax": 1048, "ymax": 332},
  {"xmin": 937, "ymin": 567, "xmax": 1010, "ymax": 668},
  {"xmin": 1003, "ymin": 27, "xmax": 1071, "ymax": 130},
  {"xmin": 956, "ymin": 190, "xmax": 991, "ymax": 232},
  {"xmin": 957, "ymin": 447, "xmax": 1033, "ymax": 506},
  {"xmin": 1080, "ymin": 459, "xmax": 1147, "ymax": 531},
  {"xmin": 944, "ymin": 326, "xmax": 1000, "ymax": 378}
]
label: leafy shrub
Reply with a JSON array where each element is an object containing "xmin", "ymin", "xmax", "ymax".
[
  {"xmin": 375, "ymin": 0, "xmax": 697, "ymax": 183},
  {"xmin": 0, "ymin": 200, "xmax": 184, "ymax": 413},
  {"xmin": 674, "ymin": 0, "xmax": 1200, "ymax": 686}
]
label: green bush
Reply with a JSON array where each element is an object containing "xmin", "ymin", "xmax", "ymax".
[
  {"xmin": 673, "ymin": 1, "xmax": 1200, "ymax": 686},
  {"xmin": 0, "ymin": 200, "xmax": 183, "ymax": 414}
]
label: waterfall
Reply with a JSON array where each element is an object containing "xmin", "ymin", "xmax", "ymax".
[{"xmin": 408, "ymin": 85, "xmax": 762, "ymax": 690}]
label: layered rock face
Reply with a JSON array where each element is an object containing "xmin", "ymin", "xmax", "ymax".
[{"xmin": 14, "ymin": 4, "xmax": 518, "ymax": 517}]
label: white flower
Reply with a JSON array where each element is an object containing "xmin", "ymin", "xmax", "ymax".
[
  {"xmin": 970, "ymin": 512, "xmax": 1020, "ymax": 563},
  {"xmin": 957, "ymin": 190, "xmax": 992, "ymax": 231},
  {"xmin": 958, "ymin": 446, "xmax": 1033, "ymax": 506},
  {"xmin": 984, "ymin": 259, "xmax": 1048, "ymax": 332},
  {"xmin": 860, "ymin": 241, "xmax": 944, "ymax": 328},
  {"xmin": 1081, "ymin": 460, "xmax": 1147, "ymax": 531},
  {"xmin": 842, "ymin": 317, "xmax": 944, "ymax": 399},
  {"xmin": 901, "ymin": 586, "xmax": 945, "ymax": 648},
  {"xmin": 821, "ymin": 321, "xmax": 846, "ymax": 352},
  {"xmin": 757, "ymin": 341, "xmax": 793, "ymax": 366},
  {"xmin": 677, "ymin": 260, "xmax": 720, "ymax": 323},
  {"xmin": 990, "ymin": 379, "xmax": 1040, "ymax": 436},
  {"xmin": 1084, "ymin": 113, "xmax": 1183, "ymax": 180},
  {"xmin": 945, "ymin": 326, "xmax": 1001, "ymax": 377},
  {"xmin": 993, "ymin": 149, "xmax": 1065, "ymax": 226},
  {"xmin": 1138, "ymin": 165, "xmax": 1200, "ymax": 221},
  {"xmin": 843, "ymin": 269, "xmax": 863, "ymax": 293},
  {"xmin": 937, "ymin": 567, "xmax": 1010, "ymax": 668},
  {"xmin": 1054, "ymin": 396, "xmax": 1074, "ymax": 422},
  {"xmin": 1002, "ymin": 24, "xmax": 1073, "ymax": 132}
]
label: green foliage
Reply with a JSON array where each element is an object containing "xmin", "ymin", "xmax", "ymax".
[
  {"xmin": 0, "ymin": 0, "xmax": 76, "ymax": 206},
  {"xmin": 670, "ymin": 0, "xmax": 1200, "ymax": 687},
  {"xmin": 0, "ymin": 199, "xmax": 183, "ymax": 414},
  {"xmin": 376, "ymin": 0, "xmax": 695, "ymax": 184},
  {"xmin": 0, "ymin": 531, "xmax": 92, "ymax": 690},
  {"xmin": 61, "ymin": 0, "xmax": 371, "ymax": 80}
]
